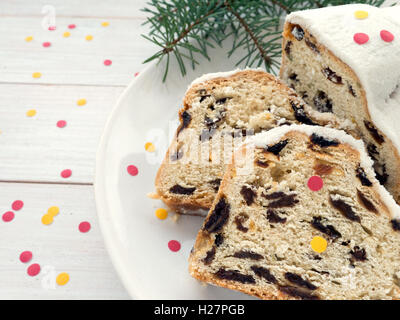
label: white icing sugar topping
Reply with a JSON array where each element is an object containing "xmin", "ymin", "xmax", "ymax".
[
  {"xmin": 248, "ymin": 124, "xmax": 400, "ymax": 219},
  {"xmin": 286, "ymin": 4, "xmax": 400, "ymax": 152}
]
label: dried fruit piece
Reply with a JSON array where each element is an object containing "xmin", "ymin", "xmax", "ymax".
[
  {"xmin": 204, "ymin": 197, "xmax": 230, "ymax": 233},
  {"xmin": 285, "ymin": 41, "xmax": 293, "ymax": 57},
  {"xmin": 215, "ymin": 268, "xmax": 255, "ymax": 284},
  {"xmin": 291, "ymin": 25, "xmax": 305, "ymax": 41},
  {"xmin": 350, "ymin": 246, "xmax": 367, "ymax": 261},
  {"xmin": 234, "ymin": 215, "xmax": 249, "ymax": 233},
  {"xmin": 313, "ymin": 91, "xmax": 333, "ymax": 113},
  {"xmin": 284, "ymin": 272, "xmax": 317, "ymax": 290},
  {"xmin": 209, "ymin": 179, "xmax": 222, "ymax": 192},
  {"xmin": 314, "ymin": 162, "xmax": 334, "ymax": 176},
  {"xmin": 233, "ymin": 250, "xmax": 263, "ymax": 261},
  {"xmin": 240, "ymin": 186, "xmax": 256, "ymax": 205},
  {"xmin": 279, "ymin": 285, "xmax": 319, "ymax": 300},
  {"xmin": 169, "ymin": 184, "xmax": 196, "ymax": 195},
  {"xmin": 391, "ymin": 219, "xmax": 400, "ymax": 231},
  {"xmin": 310, "ymin": 133, "xmax": 339, "ymax": 148},
  {"xmin": 311, "ymin": 216, "xmax": 342, "ymax": 239},
  {"xmin": 265, "ymin": 139, "xmax": 288, "ymax": 155},
  {"xmin": 291, "ymin": 102, "xmax": 317, "ymax": 125},
  {"xmin": 364, "ymin": 120, "xmax": 385, "ymax": 144},
  {"xmin": 357, "ymin": 190, "xmax": 378, "ymax": 214},
  {"xmin": 251, "ymin": 266, "xmax": 277, "ymax": 284},
  {"xmin": 203, "ymin": 247, "xmax": 216, "ymax": 265},
  {"xmin": 322, "ymin": 67, "xmax": 343, "ymax": 84},
  {"xmin": 267, "ymin": 193, "xmax": 298, "ymax": 209},
  {"xmin": 177, "ymin": 110, "xmax": 192, "ymax": 135},
  {"xmin": 266, "ymin": 209, "xmax": 287, "ymax": 224},
  {"xmin": 305, "ymin": 38, "xmax": 320, "ymax": 54},
  {"xmin": 356, "ymin": 167, "xmax": 372, "ymax": 187},
  {"xmin": 330, "ymin": 195, "xmax": 360, "ymax": 223}
]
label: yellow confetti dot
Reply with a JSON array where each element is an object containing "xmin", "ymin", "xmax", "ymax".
[
  {"xmin": 41, "ymin": 214, "xmax": 54, "ymax": 225},
  {"xmin": 56, "ymin": 272, "xmax": 70, "ymax": 286},
  {"xmin": 155, "ymin": 208, "xmax": 168, "ymax": 220},
  {"xmin": 354, "ymin": 10, "xmax": 368, "ymax": 20},
  {"xmin": 76, "ymin": 98, "xmax": 87, "ymax": 106},
  {"xmin": 25, "ymin": 36, "xmax": 33, "ymax": 42},
  {"xmin": 145, "ymin": 142, "xmax": 156, "ymax": 152},
  {"xmin": 85, "ymin": 35, "xmax": 93, "ymax": 41},
  {"xmin": 63, "ymin": 31, "xmax": 71, "ymax": 38},
  {"xmin": 47, "ymin": 206, "xmax": 60, "ymax": 216},
  {"xmin": 26, "ymin": 109, "xmax": 37, "ymax": 117},
  {"xmin": 32, "ymin": 72, "xmax": 42, "ymax": 79},
  {"xmin": 101, "ymin": 21, "xmax": 110, "ymax": 27},
  {"xmin": 311, "ymin": 236, "xmax": 327, "ymax": 253}
]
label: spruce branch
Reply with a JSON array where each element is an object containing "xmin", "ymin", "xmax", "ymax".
[{"xmin": 142, "ymin": 0, "xmax": 389, "ymax": 81}]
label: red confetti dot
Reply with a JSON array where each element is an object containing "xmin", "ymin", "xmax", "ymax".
[
  {"xmin": 134, "ymin": 72, "xmax": 139, "ymax": 77},
  {"xmin": 57, "ymin": 120, "xmax": 67, "ymax": 128},
  {"xmin": 104, "ymin": 59, "xmax": 112, "ymax": 66},
  {"xmin": 48, "ymin": 26, "xmax": 56, "ymax": 31},
  {"xmin": 61, "ymin": 169, "xmax": 72, "ymax": 178},
  {"xmin": 2, "ymin": 211, "xmax": 14, "ymax": 222},
  {"xmin": 168, "ymin": 240, "xmax": 181, "ymax": 252},
  {"xmin": 19, "ymin": 251, "xmax": 33, "ymax": 263},
  {"xmin": 79, "ymin": 221, "xmax": 91, "ymax": 233},
  {"xmin": 353, "ymin": 33, "xmax": 369, "ymax": 45},
  {"xmin": 12, "ymin": 200, "xmax": 24, "ymax": 211},
  {"xmin": 127, "ymin": 165, "xmax": 138, "ymax": 176},
  {"xmin": 68, "ymin": 24, "xmax": 76, "ymax": 29},
  {"xmin": 307, "ymin": 176, "xmax": 324, "ymax": 191},
  {"xmin": 380, "ymin": 30, "xmax": 394, "ymax": 43},
  {"xmin": 27, "ymin": 263, "xmax": 41, "ymax": 276},
  {"xmin": 42, "ymin": 42, "xmax": 51, "ymax": 47}
]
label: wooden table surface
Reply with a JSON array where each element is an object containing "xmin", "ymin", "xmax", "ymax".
[{"xmin": 0, "ymin": 0, "xmax": 157, "ymax": 299}]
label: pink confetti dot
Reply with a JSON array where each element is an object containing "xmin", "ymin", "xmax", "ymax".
[
  {"xmin": 380, "ymin": 30, "xmax": 394, "ymax": 43},
  {"xmin": 68, "ymin": 24, "xmax": 76, "ymax": 29},
  {"xmin": 61, "ymin": 169, "xmax": 72, "ymax": 178},
  {"xmin": 27, "ymin": 263, "xmax": 41, "ymax": 277},
  {"xmin": 353, "ymin": 33, "xmax": 369, "ymax": 45},
  {"xmin": 134, "ymin": 72, "xmax": 139, "ymax": 77},
  {"xmin": 104, "ymin": 59, "xmax": 112, "ymax": 66},
  {"xmin": 168, "ymin": 240, "xmax": 181, "ymax": 252},
  {"xmin": 12, "ymin": 200, "xmax": 24, "ymax": 211},
  {"xmin": 48, "ymin": 26, "xmax": 56, "ymax": 31},
  {"xmin": 19, "ymin": 251, "xmax": 33, "ymax": 263},
  {"xmin": 2, "ymin": 211, "xmax": 14, "ymax": 222},
  {"xmin": 307, "ymin": 176, "xmax": 324, "ymax": 191},
  {"xmin": 57, "ymin": 120, "xmax": 67, "ymax": 128},
  {"xmin": 127, "ymin": 165, "xmax": 138, "ymax": 176},
  {"xmin": 79, "ymin": 221, "xmax": 91, "ymax": 233},
  {"xmin": 42, "ymin": 42, "xmax": 51, "ymax": 48}
]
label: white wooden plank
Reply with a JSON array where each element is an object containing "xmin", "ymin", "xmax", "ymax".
[
  {"xmin": 0, "ymin": 83, "xmax": 124, "ymax": 183},
  {"xmin": 0, "ymin": 0, "xmax": 148, "ymax": 18},
  {"xmin": 0, "ymin": 16, "xmax": 157, "ymax": 86},
  {"xmin": 0, "ymin": 182, "xmax": 129, "ymax": 299}
]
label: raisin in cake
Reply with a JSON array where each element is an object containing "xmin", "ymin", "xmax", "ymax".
[
  {"xmin": 155, "ymin": 69, "xmax": 353, "ymax": 213},
  {"xmin": 189, "ymin": 125, "xmax": 400, "ymax": 300},
  {"xmin": 280, "ymin": 4, "xmax": 400, "ymax": 203}
]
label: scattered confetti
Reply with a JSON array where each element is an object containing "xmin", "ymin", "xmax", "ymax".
[
  {"xmin": 145, "ymin": 142, "xmax": 155, "ymax": 152},
  {"xmin": 353, "ymin": 33, "xmax": 369, "ymax": 45},
  {"xmin": 168, "ymin": 240, "xmax": 181, "ymax": 252},
  {"xmin": 127, "ymin": 165, "xmax": 138, "ymax": 176},
  {"xmin": 2, "ymin": 211, "xmax": 14, "ymax": 222},
  {"xmin": 101, "ymin": 21, "xmax": 110, "ymax": 27},
  {"xmin": 311, "ymin": 236, "xmax": 327, "ymax": 253},
  {"xmin": 79, "ymin": 221, "xmax": 91, "ymax": 233},
  {"xmin": 19, "ymin": 251, "xmax": 33, "ymax": 263},
  {"xmin": 42, "ymin": 42, "xmax": 51, "ymax": 48},
  {"xmin": 12, "ymin": 200, "xmax": 24, "ymax": 211},
  {"xmin": 26, "ymin": 109, "xmax": 37, "ymax": 117},
  {"xmin": 47, "ymin": 206, "xmax": 59, "ymax": 217},
  {"xmin": 380, "ymin": 30, "xmax": 394, "ymax": 43},
  {"xmin": 76, "ymin": 98, "xmax": 86, "ymax": 106},
  {"xmin": 48, "ymin": 26, "xmax": 56, "ymax": 31},
  {"xmin": 85, "ymin": 35, "xmax": 93, "ymax": 41},
  {"xmin": 56, "ymin": 272, "xmax": 70, "ymax": 286},
  {"xmin": 57, "ymin": 120, "xmax": 67, "ymax": 128},
  {"xmin": 41, "ymin": 213, "xmax": 53, "ymax": 225},
  {"xmin": 27, "ymin": 263, "xmax": 41, "ymax": 276},
  {"xmin": 61, "ymin": 169, "xmax": 72, "ymax": 178},
  {"xmin": 63, "ymin": 31, "xmax": 71, "ymax": 38},
  {"xmin": 354, "ymin": 10, "xmax": 368, "ymax": 20},
  {"xmin": 68, "ymin": 24, "xmax": 76, "ymax": 29},
  {"xmin": 307, "ymin": 176, "xmax": 323, "ymax": 191},
  {"xmin": 155, "ymin": 208, "xmax": 168, "ymax": 220},
  {"xmin": 25, "ymin": 36, "xmax": 33, "ymax": 42},
  {"xmin": 104, "ymin": 59, "xmax": 112, "ymax": 66},
  {"xmin": 32, "ymin": 72, "xmax": 42, "ymax": 79}
]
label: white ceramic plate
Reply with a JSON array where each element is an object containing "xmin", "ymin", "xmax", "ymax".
[{"xmin": 94, "ymin": 38, "xmax": 261, "ymax": 299}]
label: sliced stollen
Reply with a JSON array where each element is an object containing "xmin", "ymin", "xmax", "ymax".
[
  {"xmin": 280, "ymin": 4, "xmax": 400, "ymax": 203},
  {"xmin": 155, "ymin": 69, "xmax": 354, "ymax": 214},
  {"xmin": 189, "ymin": 125, "xmax": 400, "ymax": 300}
]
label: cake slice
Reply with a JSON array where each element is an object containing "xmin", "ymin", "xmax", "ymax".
[
  {"xmin": 189, "ymin": 125, "xmax": 400, "ymax": 300},
  {"xmin": 155, "ymin": 69, "xmax": 353, "ymax": 213},
  {"xmin": 280, "ymin": 4, "xmax": 400, "ymax": 203}
]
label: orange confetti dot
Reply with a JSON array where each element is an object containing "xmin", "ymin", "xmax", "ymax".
[
  {"xmin": 101, "ymin": 21, "xmax": 110, "ymax": 27},
  {"xmin": 145, "ymin": 142, "xmax": 156, "ymax": 152},
  {"xmin": 85, "ymin": 35, "xmax": 93, "ymax": 41},
  {"xmin": 354, "ymin": 10, "xmax": 368, "ymax": 19},
  {"xmin": 155, "ymin": 208, "xmax": 168, "ymax": 220},
  {"xmin": 41, "ymin": 214, "xmax": 53, "ymax": 225},
  {"xmin": 32, "ymin": 72, "xmax": 42, "ymax": 79},
  {"xmin": 311, "ymin": 236, "xmax": 327, "ymax": 253},
  {"xmin": 47, "ymin": 206, "xmax": 59, "ymax": 216},
  {"xmin": 26, "ymin": 109, "xmax": 37, "ymax": 117},
  {"xmin": 25, "ymin": 36, "xmax": 33, "ymax": 42},
  {"xmin": 76, "ymin": 99, "xmax": 87, "ymax": 106},
  {"xmin": 56, "ymin": 272, "xmax": 70, "ymax": 285},
  {"xmin": 63, "ymin": 31, "xmax": 71, "ymax": 38}
]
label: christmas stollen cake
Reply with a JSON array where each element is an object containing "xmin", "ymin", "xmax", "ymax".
[
  {"xmin": 189, "ymin": 125, "xmax": 400, "ymax": 300},
  {"xmin": 155, "ymin": 69, "xmax": 353, "ymax": 213},
  {"xmin": 280, "ymin": 4, "xmax": 400, "ymax": 203}
]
